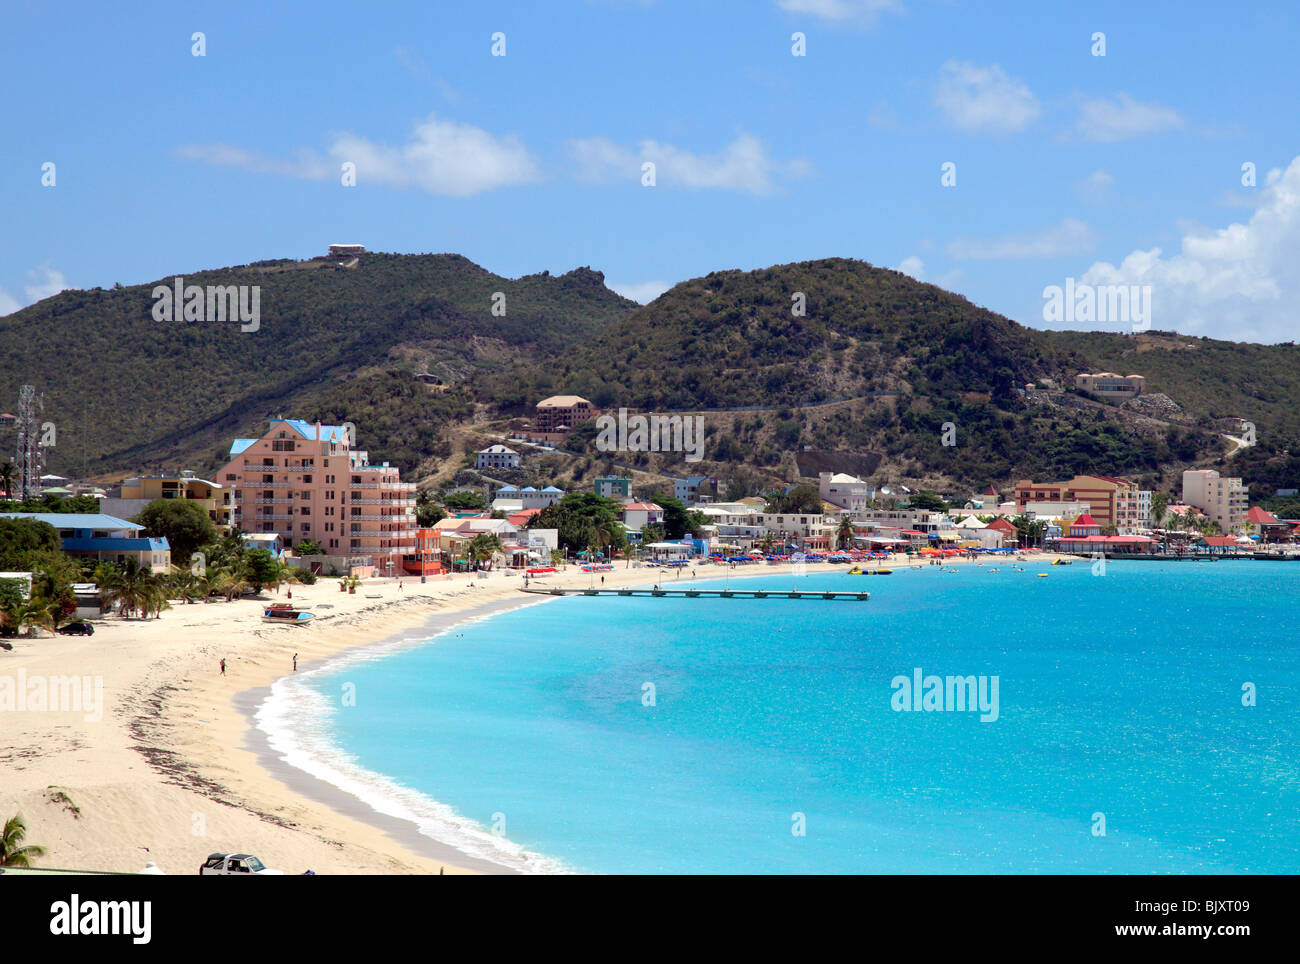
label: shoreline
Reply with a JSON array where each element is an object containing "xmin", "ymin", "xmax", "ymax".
[{"xmin": 1, "ymin": 550, "xmax": 1064, "ymax": 875}]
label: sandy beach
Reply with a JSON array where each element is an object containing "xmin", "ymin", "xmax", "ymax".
[{"xmin": 0, "ymin": 551, "xmax": 1062, "ymax": 875}]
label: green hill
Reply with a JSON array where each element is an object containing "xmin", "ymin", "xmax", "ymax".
[{"xmin": 4, "ymin": 253, "xmax": 1298, "ymax": 499}]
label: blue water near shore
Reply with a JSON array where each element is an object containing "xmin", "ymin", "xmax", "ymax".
[{"xmin": 291, "ymin": 561, "xmax": 1300, "ymax": 873}]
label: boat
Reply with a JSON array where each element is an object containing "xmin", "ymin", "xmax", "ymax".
[
  {"xmin": 848, "ymin": 565, "xmax": 863, "ymax": 575},
  {"xmin": 262, "ymin": 604, "xmax": 315, "ymax": 624},
  {"xmin": 1051, "ymin": 558, "xmax": 1073, "ymax": 566},
  {"xmin": 869, "ymin": 568, "xmax": 893, "ymax": 575}
]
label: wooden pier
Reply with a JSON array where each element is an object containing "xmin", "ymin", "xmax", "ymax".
[{"xmin": 520, "ymin": 587, "xmax": 869, "ymax": 601}]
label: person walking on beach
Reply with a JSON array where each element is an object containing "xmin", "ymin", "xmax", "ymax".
[
  {"xmin": 293, "ymin": 653, "xmax": 298, "ymax": 672},
  {"xmin": 220, "ymin": 658, "xmax": 226, "ymax": 676}
]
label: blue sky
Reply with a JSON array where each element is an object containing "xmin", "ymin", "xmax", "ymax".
[{"xmin": 2, "ymin": 0, "xmax": 1298, "ymax": 342}]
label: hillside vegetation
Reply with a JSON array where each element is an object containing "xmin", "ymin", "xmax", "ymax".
[{"xmin": 3, "ymin": 254, "xmax": 1297, "ymax": 497}]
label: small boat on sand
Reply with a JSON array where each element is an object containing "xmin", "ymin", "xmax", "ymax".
[{"xmin": 262, "ymin": 604, "xmax": 315, "ymax": 624}]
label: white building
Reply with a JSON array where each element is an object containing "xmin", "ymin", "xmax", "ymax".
[
  {"xmin": 819, "ymin": 472, "xmax": 871, "ymax": 512},
  {"xmin": 492, "ymin": 485, "xmax": 564, "ymax": 512},
  {"xmin": 476, "ymin": 445, "xmax": 521, "ymax": 470},
  {"xmin": 1182, "ymin": 469, "xmax": 1248, "ymax": 533}
]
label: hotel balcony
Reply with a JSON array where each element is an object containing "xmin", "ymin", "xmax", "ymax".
[{"xmin": 251, "ymin": 498, "xmax": 294, "ymax": 505}]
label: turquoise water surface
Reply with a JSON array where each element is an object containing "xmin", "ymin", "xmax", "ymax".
[{"xmin": 288, "ymin": 561, "xmax": 1300, "ymax": 873}]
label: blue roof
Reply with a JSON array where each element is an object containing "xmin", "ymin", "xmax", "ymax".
[
  {"xmin": 521, "ymin": 486, "xmax": 537, "ymax": 492},
  {"xmin": 0, "ymin": 512, "xmax": 143, "ymax": 530},
  {"xmin": 231, "ymin": 419, "xmax": 351, "ymax": 455},
  {"xmin": 62, "ymin": 536, "xmax": 170, "ymax": 552},
  {"xmin": 276, "ymin": 418, "xmax": 350, "ymax": 442},
  {"xmin": 498, "ymin": 485, "xmax": 519, "ymax": 492},
  {"xmin": 541, "ymin": 486, "xmax": 563, "ymax": 492}
]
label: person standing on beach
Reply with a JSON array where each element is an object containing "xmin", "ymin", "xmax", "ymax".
[
  {"xmin": 293, "ymin": 653, "xmax": 298, "ymax": 672},
  {"xmin": 220, "ymin": 658, "xmax": 226, "ymax": 676}
]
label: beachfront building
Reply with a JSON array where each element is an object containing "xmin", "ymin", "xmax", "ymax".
[
  {"xmin": 594, "ymin": 476, "xmax": 632, "ymax": 500},
  {"xmin": 1135, "ymin": 489, "xmax": 1154, "ymax": 528},
  {"xmin": 985, "ymin": 517, "xmax": 1019, "ymax": 546},
  {"xmin": 1182, "ymin": 469, "xmax": 1248, "ymax": 534},
  {"xmin": 1074, "ymin": 372, "xmax": 1145, "ymax": 400},
  {"xmin": 475, "ymin": 445, "xmax": 521, "ymax": 471},
  {"xmin": 535, "ymin": 395, "xmax": 596, "ymax": 436},
  {"xmin": 103, "ymin": 471, "xmax": 231, "ymax": 527},
  {"xmin": 853, "ymin": 508, "xmax": 959, "ymax": 542},
  {"xmin": 819, "ymin": 472, "xmax": 871, "ymax": 512},
  {"xmin": 242, "ymin": 532, "xmax": 284, "ymax": 559},
  {"xmin": 1013, "ymin": 475, "xmax": 1141, "ymax": 532},
  {"xmin": 216, "ymin": 418, "xmax": 417, "ymax": 574},
  {"xmin": 619, "ymin": 501, "xmax": 664, "ymax": 537},
  {"xmin": 954, "ymin": 516, "xmax": 1004, "ymax": 549},
  {"xmin": 1247, "ymin": 506, "xmax": 1294, "ymax": 543},
  {"xmin": 1022, "ymin": 500, "xmax": 1091, "ymax": 523},
  {"xmin": 0, "ymin": 512, "xmax": 171, "ymax": 572}
]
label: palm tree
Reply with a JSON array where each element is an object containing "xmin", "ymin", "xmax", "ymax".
[
  {"xmin": 467, "ymin": 533, "xmax": 504, "ymax": 569},
  {"xmin": 0, "ymin": 461, "xmax": 15, "ymax": 500},
  {"xmin": 0, "ymin": 814, "xmax": 46, "ymax": 868},
  {"xmin": 836, "ymin": 518, "xmax": 855, "ymax": 550}
]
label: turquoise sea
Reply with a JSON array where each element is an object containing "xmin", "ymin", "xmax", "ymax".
[{"xmin": 259, "ymin": 561, "xmax": 1300, "ymax": 873}]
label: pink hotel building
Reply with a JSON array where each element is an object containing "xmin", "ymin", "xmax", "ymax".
[{"xmin": 216, "ymin": 419, "xmax": 417, "ymax": 570}]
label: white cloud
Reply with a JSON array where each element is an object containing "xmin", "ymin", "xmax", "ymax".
[
  {"xmin": 775, "ymin": 0, "xmax": 902, "ymax": 24},
  {"xmin": 180, "ymin": 114, "xmax": 540, "ymax": 197},
  {"xmin": 934, "ymin": 61, "xmax": 1040, "ymax": 134},
  {"xmin": 1075, "ymin": 169, "xmax": 1115, "ymax": 204},
  {"xmin": 1079, "ymin": 155, "xmax": 1300, "ymax": 343},
  {"xmin": 568, "ymin": 132, "xmax": 807, "ymax": 195},
  {"xmin": 609, "ymin": 280, "xmax": 672, "ymax": 303},
  {"xmin": 0, "ymin": 263, "xmax": 70, "ymax": 315},
  {"xmin": 176, "ymin": 144, "xmax": 331, "ymax": 179},
  {"xmin": 948, "ymin": 218, "xmax": 1095, "ymax": 260},
  {"xmin": 897, "ymin": 256, "xmax": 924, "ymax": 280},
  {"xmin": 1070, "ymin": 93, "xmax": 1184, "ymax": 143}
]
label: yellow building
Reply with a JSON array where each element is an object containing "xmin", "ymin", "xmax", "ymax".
[{"xmin": 107, "ymin": 472, "xmax": 231, "ymax": 527}]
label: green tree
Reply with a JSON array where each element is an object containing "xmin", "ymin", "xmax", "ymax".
[
  {"xmin": 764, "ymin": 485, "xmax": 823, "ymax": 514},
  {"xmin": 0, "ymin": 814, "xmax": 46, "ymax": 868},
  {"xmin": 531, "ymin": 492, "xmax": 627, "ymax": 554},
  {"xmin": 295, "ymin": 539, "xmax": 323, "ymax": 556},
  {"xmin": 442, "ymin": 490, "xmax": 487, "ymax": 513},
  {"xmin": 0, "ymin": 517, "xmax": 61, "ymax": 570},
  {"xmin": 243, "ymin": 548, "xmax": 281, "ymax": 591},
  {"xmin": 650, "ymin": 495, "xmax": 706, "ymax": 540},
  {"xmin": 416, "ymin": 503, "xmax": 447, "ymax": 527},
  {"xmin": 133, "ymin": 499, "xmax": 218, "ymax": 566},
  {"xmin": 908, "ymin": 491, "xmax": 948, "ymax": 512}
]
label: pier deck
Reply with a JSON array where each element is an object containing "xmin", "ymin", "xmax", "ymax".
[{"xmin": 519, "ymin": 587, "xmax": 870, "ymax": 601}]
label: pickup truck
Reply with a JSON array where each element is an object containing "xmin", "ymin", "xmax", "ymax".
[{"xmin": 199, "ymin": 853, "xmax": 284, "ymax": 876}]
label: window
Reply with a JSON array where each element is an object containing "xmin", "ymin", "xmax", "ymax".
[{"xmin": 303, "ymin": 475, "xmax": 312, "ymax": 484}]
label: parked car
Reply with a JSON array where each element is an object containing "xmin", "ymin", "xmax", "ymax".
[
  {"xmin": 57, "ymin": 621, "xmax": 94, "ymax": 636},
  {"xmin": 199, "ymin": 853, "xmax": 284, "ymax": 876}
]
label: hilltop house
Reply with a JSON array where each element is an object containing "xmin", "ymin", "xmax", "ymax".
[{"xmin": 475, "ymin": 445, "xmax": 521, "ymax": 471}]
